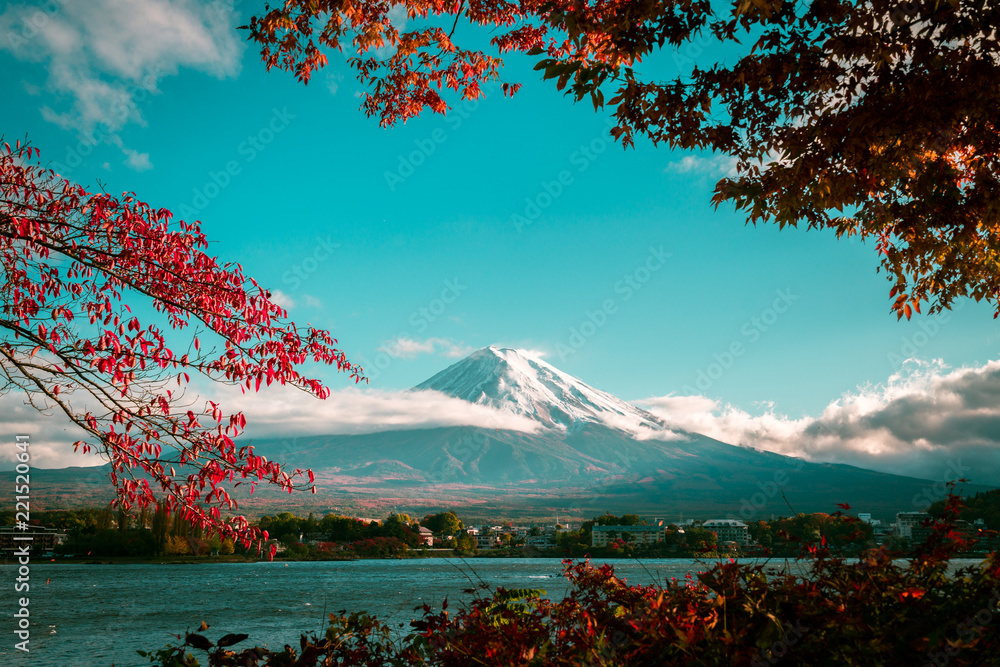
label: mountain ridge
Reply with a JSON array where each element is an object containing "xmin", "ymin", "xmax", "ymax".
[
  {"xmin": 19, "ymin": 346, "xmax": 993, "ymax": 521},
  {"xmin": 237, "ymin": 346, "xmax": 986, "ymax": 519}
]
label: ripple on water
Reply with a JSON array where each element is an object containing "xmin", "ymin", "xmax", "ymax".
[{"xmin": 0, "ymin": 557, "xmax": 986, "ymax": 666}]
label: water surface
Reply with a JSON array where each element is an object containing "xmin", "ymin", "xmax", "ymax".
[{"xmin": 0, "ymin": 557, "xmax": 983, "ymax": 666}]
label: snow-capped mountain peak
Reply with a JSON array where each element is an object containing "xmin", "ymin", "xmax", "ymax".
[{"xmin": 414, "ymin": 346, "xmax": 671, "ymax": 436}]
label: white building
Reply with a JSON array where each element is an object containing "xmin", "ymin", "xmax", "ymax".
[
  {"xmin": 896, "ymin": 512, "xmax": 930, "ymax": 539},
  {"xmin": 476, "ymin": 533, "xmax": 499, "ymax": 549},
  {"xmin": 526, "ymin": 535, "xmax": 556, "ymax": 549},
  {"xmin": 702, "ymin": 519, "xmax": 750, "ymax": 546},
  {"xmin": 592, "ymin": 525, "xmax": 665, "ymax": 547}
]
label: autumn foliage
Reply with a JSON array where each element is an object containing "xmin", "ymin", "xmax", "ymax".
[
  {"xmin": 247, "ymin": 0, "xmax": 1000, "ymax": 319},
  {"xmin": 0, "ymin": 141, "xmax": 363, "ymax": 553},
  {"xmin": 144, "ymin": 494, "xmax": 999, "ymax": 666}
]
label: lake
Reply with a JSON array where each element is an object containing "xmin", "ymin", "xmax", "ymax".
[{"xmin": 0, "ymin": 557, "xmax": 983, "ymax": 666}]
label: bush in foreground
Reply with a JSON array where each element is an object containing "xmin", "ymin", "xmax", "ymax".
[{"xmin": 141, "ymin": 495, "xmax": 1000, "ymax": 666}]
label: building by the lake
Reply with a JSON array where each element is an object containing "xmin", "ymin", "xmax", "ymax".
[
  {"xmin": 702, "ymin": 519, "xmax": 750, "ymax": 546},
  {"xmin": 591, "ymin": 524, "xmax": 665, "ymax": 546},
  {"xmin": 1, "ymin": 525, "xmax": 67, "ymax": 556}
]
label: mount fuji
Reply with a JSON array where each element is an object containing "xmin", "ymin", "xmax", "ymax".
[
  {"xmin": 21, "ymin": 346, "xmax": 985, "ymax": 519},
  {"xmin": 416, "ymin": 346, "xmax": 670, "ymax": 435},
  {"xmin": 244, "ymin": 346, "xmax": 972, "ymax": 520}
]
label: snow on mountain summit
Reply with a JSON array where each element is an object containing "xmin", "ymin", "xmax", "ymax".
[{"xmin": 414, "ymin": 346, "xmax": 676, "ymax": 438}]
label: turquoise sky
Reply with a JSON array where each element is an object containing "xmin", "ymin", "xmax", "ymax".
[{"xmin": 3, "ymin": 1, "xmax": 1000, "ymax": 482}]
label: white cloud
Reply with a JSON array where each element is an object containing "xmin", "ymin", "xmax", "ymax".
[
  {"xmin": 123, "ymin": 148, "xmax": 153, "ymax": 171},
  {"xmin": 217, "ymin": 385, "xmax": 544, "ymax": 437},
  {"xmin": 10, "ymin": 335, "xmax": 1000, "ymax": 489},
  {"xmin": 380, "ymin": 337, "xmax": 435, "ymax": 358},
  {"xmin": 595, "ymin": 411, "xmax": 686, "ymax": 442},
  {"xmin": 637, "ymin": 359, "xmax": 1000, "ymax": 485},
  {"xmin": 0, "ymin": 0, "xmax": 243, "ymax": 170},
  {"xmin": 441, "ymin": 342, "xmax": 476, "ymax": 358},
  {"xmin": 378, "ymin": 336, "xmax": 475, "ymax": 359},
  {"xmin": 371, "ymin": 5, "xmax": 409, "ymax": 61},
  {"xmin": 0, "ymin": 393, "xmax": 100, "ymax": 469},
  {"xmin": 0, "ymin": 380, "xmax": 543, "ymax": 469},
  {"xmin": 325, "ymin": 72, "xmax": 343, "ymax": 95},
  {"xmin": 268, "ymin": 289, "xmax": 295, "ymax": 310},
  {"xmin": 664, "ymin": 154, "xmax": 739, "ymax": 178},
  {"xmin": 303, "ymin": 295, "xmax": 322, "ymax": 308}
]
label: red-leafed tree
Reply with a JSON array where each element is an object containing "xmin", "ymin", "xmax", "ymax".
[
  {"xmin": 246, "ymin": 0, "xmax": 1000, "ymax": 320},
  {"xmin": 0, "ymin": 141, "xmax": 363, "ymax": 555}
]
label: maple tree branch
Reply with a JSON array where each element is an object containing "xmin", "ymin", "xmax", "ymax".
[
  {"xmin": 1, "ymin": 143, "xmax": 348, "ymax": 553},
  {"xmin": 448, "ymin": 2, "xmax": 465, "ymax": 39}
]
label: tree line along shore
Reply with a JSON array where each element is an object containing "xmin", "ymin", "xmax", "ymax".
[{"xmin": 5, "ymin": 489, "xmax": 999, "ymax": 563}]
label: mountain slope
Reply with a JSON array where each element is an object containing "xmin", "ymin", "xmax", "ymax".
[
  {"xmin": 243, "ymin": 346, "xmax": 992, "ymax": 519},
  {"xmin": 252, "ymin": 425, "xmax": 985, "ymax": 520},
  {"xmin": 24, "ymin": 346, "xmax": 993, "ymax": 521}
]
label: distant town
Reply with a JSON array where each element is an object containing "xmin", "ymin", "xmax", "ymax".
[{"xmin": 4, "ymin": 490, "xmax": 998, "ymax": 560}]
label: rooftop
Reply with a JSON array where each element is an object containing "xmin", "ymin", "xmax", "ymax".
[{"xmin": 703, "ymin": 520, "xmax": 749, "ymax": 527}]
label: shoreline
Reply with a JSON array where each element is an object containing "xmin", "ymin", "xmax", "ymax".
[
  {"xmin": 9, "ymin": 551, "xmax": 737, "ymax": 565},
  {"xmin": 7, "ymin": 550, "xmax": 993, "ymax": 566}
]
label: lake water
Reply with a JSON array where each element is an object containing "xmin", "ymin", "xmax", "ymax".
[{"xmin": 0, "ymin": 557, "xmax": 984, "ymax": 666}]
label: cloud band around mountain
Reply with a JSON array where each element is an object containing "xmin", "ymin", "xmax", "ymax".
[{"xmin": 4, "ymin": 349, "xmax": 1000, "ymax": 488}]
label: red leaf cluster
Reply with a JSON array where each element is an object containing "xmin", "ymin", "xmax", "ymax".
[{"xmin": 1, "ymin": 141, "xmax": 364, "ymax": 553}]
